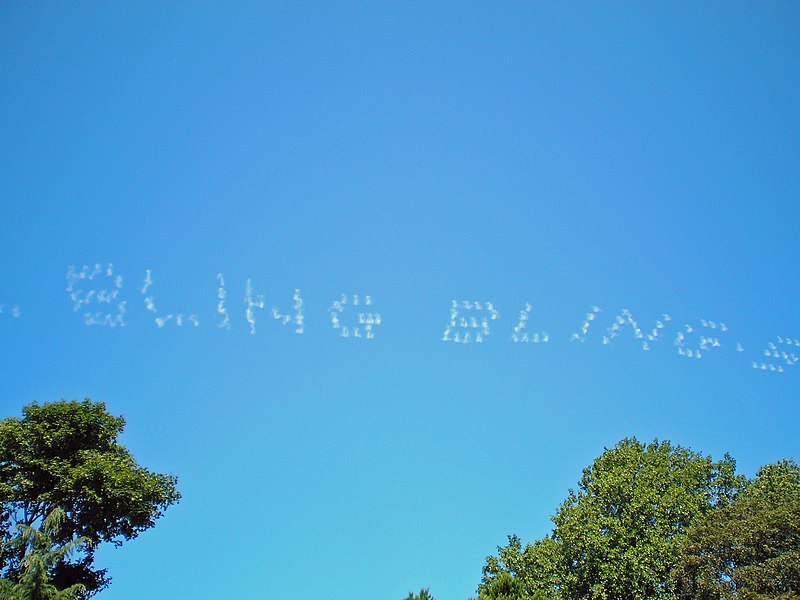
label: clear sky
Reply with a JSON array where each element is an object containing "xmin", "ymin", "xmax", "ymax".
[{"xmin": 1, "ymin": 3, "xmax": 799, "ymax": 599}]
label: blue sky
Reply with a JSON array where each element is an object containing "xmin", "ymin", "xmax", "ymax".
[{"xmin": 1, "ymin": 3, "xmax": 799, "ymax": 599}]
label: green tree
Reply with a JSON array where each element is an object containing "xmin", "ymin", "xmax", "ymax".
[
  {"xmin": 479, "ymin": 535, "xmax": 564, "ymax": 599},
  {"xmin": 739, "ymin": 593, "xmax": 800, "ymax": 600},
  {"xmin": 472, "ymin": 571, "xmax": 531, "ymax": 599},
  {"xmin": 673, "ymin": 460, "xmax": 800, "ymax": 599},
  {"xmin": 0, "ymin": 399, "xmax": 181, "ymax": 597},
  {"xmin": 479, "ymin": 438, "xmax": 746, "ymax": 600},
  {"xmin": 403, "ymin": 588, "xmax": 435, "ymax": 600},
  {"xmin": 0, "ymin": 508, "xmax": 90, "ymax": 599}
]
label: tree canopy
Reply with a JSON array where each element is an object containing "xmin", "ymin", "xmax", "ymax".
[
  {"xmin": 0, "ymin": 399, "xmax": 180, "ymax": 597},
  {"xmin": 0, "ymin": 507, "xmax": 90, "ymax": 600},
  {"xmin": 477, "ymin": 438, "xmax": 800, "ymax": 600},
  {"xmin": 672, "ymin": 459, "xmax": 800, "ymax": 599},
  {"xmin": 403, "ymin": 588, "xmax": 436, "ymax": 600}
]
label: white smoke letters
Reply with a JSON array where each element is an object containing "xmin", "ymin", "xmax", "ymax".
[{"xmin": 53, "ymin": 264, "xmax": 799, "ymax": 375}]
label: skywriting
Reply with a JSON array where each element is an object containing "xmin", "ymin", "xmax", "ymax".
[{"xmin": 7, "ymin": 262, "xmax": 797, "ymax": 375}]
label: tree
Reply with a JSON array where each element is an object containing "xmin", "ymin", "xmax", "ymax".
[
  {"xmin": 0, "ymin": 399, "xmax": 181, "ymax": 597},
  {"xmin": 403, "ymin": 588, "xmax": 436, "ymax": 600},
  {"xmin": 472, "ymin": 571, "xmax": 531, "ymax": 600},
  {"xmin": 0, "ymin": 508, "xmax": 90, "ymax": 599},
  {"xmin": 673, "ymin": 459, "xmax": 800, "ymax": 599},
  {"xmin": 479, "ymin": 535, "xmax": 564, "ymax": 599},
  {"xmin": 478, "ymin": 438, "xmax": 746, "ymax": 599},
  {"xmin": 739, "ymin": 593, "xmax": 800, "ymax": 600}
]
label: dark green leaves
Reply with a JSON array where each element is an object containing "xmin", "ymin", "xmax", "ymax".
[
  {"xmin": 673, "ymin": 460, "xmax": 800, "ymax": 599},
  {"xmin": 475, "ymin": 438, "xmax": 800, "ymax": 600},
  {"xmin": 0, "ymin": 399, "xmax": 180, "ymax": 598},
  {"xmin": 403, "ymin": 588, "xmax": 436, "ymax": 600}
]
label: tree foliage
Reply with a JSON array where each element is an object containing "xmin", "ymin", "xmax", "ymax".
[
  {"xmin": 0, "ymin": 508, "xmax": 90, "ymax": 600},
  {"xmin": 403, "ymin": 588, "xmax": 436, "ymax": 600},
  {"xmin": 480, "ymin": 535, "xmax": 564, "ymax": 599},
  {"xmin": 479, "ymin": 438, "xmax": 748, "ymax": 599},
  {"xmin": 472, "ymin": 571, "xmax": 532, "ymax": 600},
  {"xmin": 673, "ymin": 459, "xmax": 800, "ymax": 599},
  {"xmin": 0, "ymin": 399, "xmax": 180, "ymax": 597}
]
